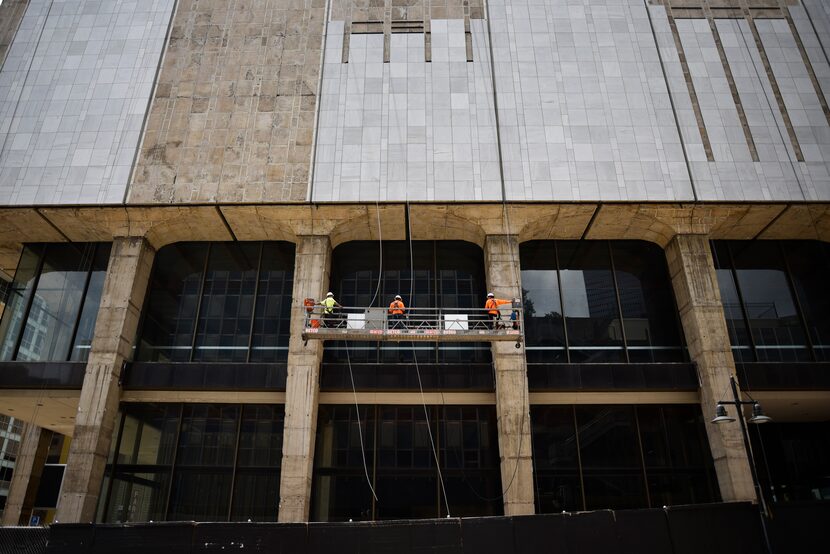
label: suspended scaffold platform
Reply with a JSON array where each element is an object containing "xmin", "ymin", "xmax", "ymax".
[{"xmin": 302, "ymin": 305, "xmax": 523, "ymax": 345}]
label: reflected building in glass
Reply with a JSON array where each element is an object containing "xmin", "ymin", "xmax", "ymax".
[{"xmin": 0, "ymin": 0, "xmax": 827, "ymax": 536}]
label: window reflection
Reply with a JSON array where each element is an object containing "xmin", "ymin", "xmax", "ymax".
[
  {"xmin": 712, "ymin": 240, "xmax": 829, "ymax": 363},
  {"xmin": 0, "ymin": 243, "xmax": 111, "ymax": 362},
  {"xmin": 520, "ymin": 241, "xmax": 685, "ymax": 364}
]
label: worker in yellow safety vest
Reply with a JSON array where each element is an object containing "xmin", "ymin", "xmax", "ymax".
[
  {"xmin": 320, "ymin": 292, "xmax": 341, "ymax": 327},
  {"xmin": 388, "ymin": 295, "xmax": 406, "ymax": 329},
  {"xmin": 485, "ymin": 292, "xmax": 511, "ymax": 329}
]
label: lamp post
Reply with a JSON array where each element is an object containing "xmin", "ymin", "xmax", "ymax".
[{"xmin": 711, "ymin": 375, "xmax": 773, "ymax": 553}]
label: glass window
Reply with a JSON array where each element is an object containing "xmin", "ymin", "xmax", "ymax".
[
  {"xmin": 576, "ymin": 405, "xmax": 645, "ymax": 510},
  {"xmin": 611, "ymin": 242, "xmax": 683, "ymax": 363},
  {"xmin": 753, "ymin": 421, "xmax": 830, "ymax": 503},
  {"xmin": 99, "ymin": 403, "xmax": 285, "ymax": 523},
  {"xmin": 116, "ymin": 404, "xmax": 179, "ymax": 466},
  {"xmin": 311, "ymin": 404, "xmax": 501, "ymax": 521},
  {"xmin": 531, "ymin": 404, "xmax": 718, "ymax": 512},
  {"xmin": 104, "ymin": 470, "xmax": 170, "ymax": 523},
  {"xmin": 324, "ymin": 241, "xmax": 491, "ymax": 374},
  {"xmin": 520, "ymin": 242, "xmax": 566, "ymax": 361},
  {"xmin": 0, "ymin": 243, "xmax": 110, "ymax": 362},
  {"xmin": 250, "ymin": 243, "xmax": 294, "ymax": 362},
  {"xmin": 637, "ymin": 405, "xmax": 720, "ymax": 506},
  {"xmin": 712, "ymin": 241, "xmax": 826, "ymax": 363},
  {"xmin": 559, "ymin": 242, "xmax": 624, "ymax": 362},
  {"xmin": 712, "ymin": 242, "xmax": 754, "ymax": 363},
  {"xmin": 137, "ymin": 244, "xmax": 208, "ymax": 362},
  {"xmin": 176, "ymin": 404, "xmax": 239, "ymax": 466},
  {"xmin": 784, "ymin": 241, "xmax": 830, "ymax": 361},
  {"xmin": 0, "ymin": 245, "xmax": 44, "ymax": 360},
  {"xmin": 521, "ymin": 241, "xmax": 684, "ymax": 364},
  {"xmin": 137, "ymin": 242, "xmax": 294, "ymax": 362},
  {"xmin": 70, "ymin": 245, "xmax": 112, "ymax": 361},
  {"xmin": 731, "ymin": 242, "xmax": 808, "ymax": 362},
  {"xmin": 168, "ymin": 469, "xmax": 233, "ymax": 521},
  {"xmin": 193, "ymin": 243, "xmax": 259, "ymax": 362}
]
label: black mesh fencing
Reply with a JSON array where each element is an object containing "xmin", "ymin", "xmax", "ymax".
[{"xmin": 3, "ymin": 501, "xmax": 823, "ymax": 554}]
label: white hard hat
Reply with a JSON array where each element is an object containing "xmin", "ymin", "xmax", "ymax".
[
  {"xmin": 395, "ymin": 295, "xmax": 402, "ymax": 300},
  {"xmin": 326, "ymin": 292, "xmax": 333, "ymax": 297},
  {"xmin": 487, "ymin": 292, "xmax": 494, "ymax": 297}
]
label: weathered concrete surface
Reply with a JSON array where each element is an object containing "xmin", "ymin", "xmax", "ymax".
[
  {"xmin": 1, "ymin": 423, "xmax": 52, "ymax": 526},
  {"xmin": 129, "ymin": 0, "xmax": 328, "ymax": 203},
  {"xmin": 484, "ymin": 235, "xmax": 534, "ymax": 516},
  {"xmin": 0, "ymin": 0, "xmax": 29, "ymax": 69},
  {"xmin": 278, "ymin": 235, "xmax": 330, "ymax": 522},
  {"xmin": 55, "ymin": 238, "xmax": 155, "ymax": 523},
  {"xmin": 666, "ymin": 234, "xmax": 755, "ymax": 503}
]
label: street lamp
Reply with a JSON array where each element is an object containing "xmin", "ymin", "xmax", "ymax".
[{"xmin": 711, "ymin": 375, "xmax": 773, "ymax": 553}]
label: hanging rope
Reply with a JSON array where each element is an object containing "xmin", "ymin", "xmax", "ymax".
[
  {"xmin": 406, "ymin": 201, "xmax": 451, "ymax": 517},
  {"xmin": 344, "ymin": 340, "xmax": 379, "ymax": 504}
]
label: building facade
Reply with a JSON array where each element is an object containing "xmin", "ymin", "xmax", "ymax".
[{"xmin": 0, "ymin": 0, "xmax": 828, "ymax": 526}]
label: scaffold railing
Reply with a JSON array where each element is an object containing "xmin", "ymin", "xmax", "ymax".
[{"xmin": 302, "ymin": 304, "xmax": 523, "ymax": 345}]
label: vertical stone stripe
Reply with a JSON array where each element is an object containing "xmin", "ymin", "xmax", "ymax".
[
  {"xmin": 1, "ymin": 423, "xmax": 52, "ymax": 525},
  {"xmin": 278, "ymin": 235, "xmax": 331, "ymax": 522},
  {"xmin": 706, "ymin": 16, "xmax": 759, "ymax": 162},
  {"xmin": 55, "ymin": 237, "xmax": 155, "ymax": 523},
  {"xmin": 667, "ymin": 13, "xmax": 715, "ymax": 162},
  {"xmin": 484, "ymin": 235, "xmax": 534, "ymax": 516},
  {"xmin": 665, "ymin": 234, "xmax": 755, "ymax": 503}
]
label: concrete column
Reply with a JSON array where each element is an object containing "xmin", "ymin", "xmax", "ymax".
[
  {"xmin": 55, "ymin": 237, "xmax": 155, "ymax": 523},
  {"xmin": 278, "ymin": 235, "xmax": 331, "ymax": 522},
  {"xmin": 1, "ymin": 423, "xmax": 52, "ymax": 526},
  {"xmin": 484, "ymin": 235, "xmax": 535, "ymax": 516},
  {"xmin": 665, "ymin": 234, "xmax": 755, "ymax": 502}
]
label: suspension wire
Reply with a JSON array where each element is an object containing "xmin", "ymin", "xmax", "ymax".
[
  {"xmin": 344, "ymin": 340, "xmax": 379, "ymax": 503},
  {"xmin": 368, "ymin": 202, "xmax": 384, "ymax": 308},
  {"xmin": 495, "ymin": 205, "xmax": 529, "ymax": 503},
  {"xmin": 730, "ymin": 24, "xmax": 802, "ymax": 513},
  {"xmin": 406, "ymin": 200, "xmax": 451, "ymax": 517}
]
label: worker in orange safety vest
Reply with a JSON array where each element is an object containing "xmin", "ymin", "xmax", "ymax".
[
  {"xmin": 485, "ymin": 292, "xmax": 511, "ymax": 329},
  {"xmin": 388, "ymin": 294, "xmax": 406, "ymax": 329}
]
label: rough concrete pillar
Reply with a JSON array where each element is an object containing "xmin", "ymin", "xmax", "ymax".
[
  {"xmin": 278, "ymin": 235, "xmax": 331, "ymax": 522},
  {"xmin": 665, "ymin": 234, "xmax": 755, "ymax": 502},
  {"xmin": 55, "ymin": 237, "xmax": 155, "ymax": 523},
  {"xmin": 484, "ymin": 235, "xmax": 535, "ymax": 516},
  {"xmin": 1, "ymin": 423, "xmax": 52, "ymax": 526}
]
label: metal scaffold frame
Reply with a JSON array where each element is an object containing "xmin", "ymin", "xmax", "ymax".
[{"xmin": 302, "ymin": 305, "xmax": 524, "ymax": 345}]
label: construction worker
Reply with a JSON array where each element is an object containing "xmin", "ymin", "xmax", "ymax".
[
  {"xmin": 320, "ymin": 292, "xmax": 341, "ymax": 327},
  {"xmin": 485, "ymin": 292, "xmax": 511, "ymax": 329},
  {"xmin": 388, "ymin": 294, "xmax": 406, "ymax": 329}
]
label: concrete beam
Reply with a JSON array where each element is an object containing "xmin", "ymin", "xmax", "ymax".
[
  {"xmin": 1, "ymin": 423, "xmax": 52, "ymax": 526},
  {"xmin": 278, "ymin": 235, "xmax": 331, "ymax": 522},
  {"xmin": 55, "ymin": 238, "xmax": 155, "ymax": 523},
  {"xmin": 665, "ymin": 234, "xmax": 756, "ymax": 503},
  {"xmin": 484, "ymin": 235, "xmax": 535, "ymax": 516}
]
